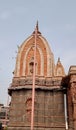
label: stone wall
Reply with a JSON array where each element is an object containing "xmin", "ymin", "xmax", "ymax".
[{"xmin": 8, "ymin": 88, "xmax": 66, "ymax": 130}]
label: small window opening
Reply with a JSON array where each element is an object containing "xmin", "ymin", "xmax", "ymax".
[{"xmin": 29, "ymin": 62, "xmax": 34, "ymax": 74}]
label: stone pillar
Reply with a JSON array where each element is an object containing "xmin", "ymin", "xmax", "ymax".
[{"xmin": 69, "ymin": 66, "xmax": 76, "ymax": 130}]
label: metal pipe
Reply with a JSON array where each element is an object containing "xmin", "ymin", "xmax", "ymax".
[
  {"xmin": 31, "ymin": 26, "xmax": 37, "ymax": 130},
  {"xmin": 64, "ymin": 94, "xmax": 68, "ymax": 130}
]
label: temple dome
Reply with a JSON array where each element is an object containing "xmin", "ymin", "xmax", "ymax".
[{"xmin": 14, "ymin": 24, "xmax": 55, "ymax": 78}]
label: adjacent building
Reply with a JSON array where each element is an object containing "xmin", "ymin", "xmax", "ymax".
[{"xmin": 0, "ymin": 103, "xmax": 9, "ymax": 128}]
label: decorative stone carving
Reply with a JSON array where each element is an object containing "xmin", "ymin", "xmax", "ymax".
[
  {"xmin": 11, "ymin": 77, "xmax": 62, "ymax": 88},
  {"xmin": 70, "ymin": 75, "xmax": 76, "ymax": 83},
  {"xmin": 70, "ymin": 82, "xmax": 76, "ymax": 103},
  {"xmin": 26, "ymin": 98, "xmax": 32, "ymax": 122}
]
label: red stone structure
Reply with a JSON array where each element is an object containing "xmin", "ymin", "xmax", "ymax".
[{"xmin": 8, "ymin": 23, "xmax": 76, "ymax": 130}]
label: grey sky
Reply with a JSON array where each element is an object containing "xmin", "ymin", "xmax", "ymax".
[{"xmin": 0, "ymin": 0, "xmax": 76, "ymax": 105}]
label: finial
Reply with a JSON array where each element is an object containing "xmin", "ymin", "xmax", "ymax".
[
  {"xmin": 36, "ymin": 20, "xmax": 39, "ymax": 32},
  {"xmin": 57, "ymin": 57, "xmax": 62, "ymax": 65},
  {"xmin": 32, "ymin": 21, "xmax": 41, "ymax": 35},
  {"xmin": 58, "ymin": 57, "xmax": 60, "ymax": 62}
]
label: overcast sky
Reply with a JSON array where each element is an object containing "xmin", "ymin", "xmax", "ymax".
[{"xmin": 0, "ymin": 0, "xmax": 76, "ymax": 105}]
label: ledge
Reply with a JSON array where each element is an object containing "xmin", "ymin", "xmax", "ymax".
[
  {"xmin": 8, "ymin": 85, "xmax": 65, "ymax": 96},
  {"xmin": 69, "ymin": 66, "xmax": 76, "ymax": 75}
]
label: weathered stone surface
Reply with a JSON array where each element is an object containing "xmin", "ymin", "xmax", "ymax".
[
  {"xmin": 8, "ymin": 88, "xmax": 66, "ymax": 130},
  {"xmin": 8, "ymin": 25, "xmax": 75, "ymax": 130}
]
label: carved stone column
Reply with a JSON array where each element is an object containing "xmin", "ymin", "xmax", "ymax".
[{"xmin": 69, "ymin": 66, "xmax": 76, "ymax": 130}]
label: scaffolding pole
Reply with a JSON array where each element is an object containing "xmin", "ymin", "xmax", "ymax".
[{"xmin": 31, "ymin": 25, "xmax": 37, "ymax": 130}]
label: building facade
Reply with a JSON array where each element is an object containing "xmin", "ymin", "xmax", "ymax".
[
  {"xmin": 0, "ymin": 104, "xmax": 9, "ymax": 129},
  {"xmin": 8, "ymin": 23, "xmax": 76, "ymax": 130}
]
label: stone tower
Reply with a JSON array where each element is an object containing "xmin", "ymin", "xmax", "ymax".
[{"xmin": 8, "ymin": 23, "xmax": 76, "ymax": 130}]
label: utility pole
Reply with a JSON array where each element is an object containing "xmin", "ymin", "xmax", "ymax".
[{"xmin": 31, "ymin": 23, "xmax": 38, "ymax": 130}]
